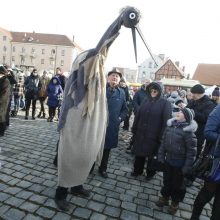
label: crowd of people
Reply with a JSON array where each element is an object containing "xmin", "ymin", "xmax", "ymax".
[{"xmin": 1, "ymin": 65, "xmax": 220, "ymax": 219}]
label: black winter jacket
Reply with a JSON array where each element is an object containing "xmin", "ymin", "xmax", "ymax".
[{"xmin": 158, "ymin": 118, "xmax": 197, "ymax": 174}]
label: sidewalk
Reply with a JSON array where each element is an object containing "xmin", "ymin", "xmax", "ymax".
[{"xmin": 0, "ymin": 113, "xmax": 211, "ymax": 220}]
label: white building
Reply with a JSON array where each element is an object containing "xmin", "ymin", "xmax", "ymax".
[
  {"xmin": 137, "ymin": 54, "xmax": 166, "ymax": 83},
  {"xmin": 0, "ymin": 27, "xmax": 83, "ymax": 74}
]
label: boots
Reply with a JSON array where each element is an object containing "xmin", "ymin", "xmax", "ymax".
[
  {"xmin": 37, "ymin": 112, "xmax": 41, "ymax": 118},
  {"xmin": 156, "ymin": 196, "xmax": 169, "ymax": 207},
  {"xmin": 40, "ymin": 113, "xmax": 46, "ymax": 119},
  {"xmin": 55, "ymin": 187, "xmax": 69, "ymax": 211},
  {"xmin": 25, "ymin": 110, "xmax": 29, "ymax": 120},
  {"xmin": 32, "ymin": 110, "xmax": 36, "ymax": 120},
  {"xmin": 168, "ymin": 201, "xmax": 179, "ymax": 215}
]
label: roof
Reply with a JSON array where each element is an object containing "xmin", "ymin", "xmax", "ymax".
[
  {"xmin": 11, "ymin": 31, "xmax": 74, "ymax": 47},
  {"xmin": 155, "ymin": 59, "xmax": 185, "ymax": 78},
  {"xmin": 192, "ymin": 64, "xmax": 220, "ymax": 86},
  {"xmin": 0, "ymin": 27, "xmax": 12, "ymax": 39}
]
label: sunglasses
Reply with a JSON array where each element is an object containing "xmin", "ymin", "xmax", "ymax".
[{"xmin": 150, "ymin": 89, "xmax": 158, "ymax": 93}]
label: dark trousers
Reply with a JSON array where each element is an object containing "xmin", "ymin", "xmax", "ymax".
[
  {"xmin": 25, "ymin": 98, "xmax": 36, "ymax": 117},
  {"xmin": 55, "ymin": 185, "xmax": 83, "ymax": 200},
  {"xmin": 0, "ymin": 122, "xmax": 7, "ymax": 136},
  {"xmin": 49, "ymin": 107, "xmax": 56, "ymax": 119},
  {"xmin": 38, "ymin": 97, "xmax": 46, "ymax": 115},
  {"xmin": 191, "ymin": 181, "xmax": 220, "ymax": 220},
  {"xmin": 161, "ymin": 163, "xmax": 186, "ymax": 202},
  {"xmin": 99, "ymin": 148, "xmax": 111, "ymax": 172},
  {"xmin": 133, "ymin": 156, "xmax": 156, "ymax": 176}
]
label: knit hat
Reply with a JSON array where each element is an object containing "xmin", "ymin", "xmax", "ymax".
[
  {"xmin": 181, "ymin": 108, "xmax": 195, "ymax": 123},
  {"xmin": 108, "ymin": 67, "xmax": 122, "ymax": 78},
  {"xmin": 212, "ymin": 87, "xmax": 220, "ymax": 97},
  {"xmin": 171, "ymin": 91, "xmax": 179, "ymax": 98},
  {"xmin": 191, "ymin": 84, "xmax": 205, "ymax": 94}
]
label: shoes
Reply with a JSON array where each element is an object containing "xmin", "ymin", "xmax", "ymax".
[
  {"xmin": 156, "ymin": 196, "xmax": 169, "ymax": 207},
  {"xmin": 145, "ymin": 173, "xmax": 155, "ymax": 181},
  {"xmin": 184, "ymin": 179, "xmax": 193, "ymax": 187},
  {"xmin": 40, "ymin": 114, "xmax": 46, "ymax": 119},
  {"xmin": 37, "ymin": 113, "xmax": 41, "ymax": 118},
  {"xmin": 54, "ymin": 198, "xmax": 70, "ymax": 211},
  {"xmin": 99, "ymin": 170, "xmax": 108, "ymax": 178},
  {"xmin": 25, "ymin": 116, "xmax": 28, "ymax": 120},
  {"xmin": 168, "ymin": 201, "xmax": 179, "ymax": 215},
  {"xmin": 32, "ymin": 117, "xmax": 35, "ymax": 120},
  {"xmin": 131, "ymin": 172, "xmax": 141, "ymax": 177},
  {"xmin": 71, "ymin": 187, "xmax": 91, "ymax": 198}
]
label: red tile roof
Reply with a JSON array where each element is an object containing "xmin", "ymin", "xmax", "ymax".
[
  {"xmin": 192, "ymin": 64, "xmax": 220, "ymax": 86},
  {"xmin": 11, "ymin": 31, "xmax": 74, "ymax": 47}
]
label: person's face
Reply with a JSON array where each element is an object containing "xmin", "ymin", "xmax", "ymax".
[
  {"xmin": 53, "ymin": 79, "xmax": 57, "ymax": 84},
  {"xmin": 33, "ymin": 71, "xmax": 38, "ymax": 76},
  {"xmin": 108, "ymin": 73, "xmax": 120, "ymax": 87},
  {"xmin": 150, "ymin": 88, "xmax": 159, "ymax": 98},
  {"xmin": 187, "ymin": 93, "xmax": 193, "ymax": 100},
  {"xmin": 212, "ymin": 96, "xmax": 219, "ymax": 101},
  {"xmin": 192, "ymin": 93, "xmax": 201, "ymax": 100},
  {"xmin": 175, "ymin": 111, "xmax": 185, "ymax": 121},
  {"xmin": 56, "ymin": 69, "xmax": 61, "ymax": 74}
]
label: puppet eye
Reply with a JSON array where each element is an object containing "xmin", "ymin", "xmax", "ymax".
[{"xmin": 129, "ymin": 12, "xmax": 136, "ymax": 20}]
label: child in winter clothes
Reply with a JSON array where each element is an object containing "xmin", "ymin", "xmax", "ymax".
[
  {"xmin": 156, "ymin": 108, "xmax": 197, "ymax": 214},
  {"xmin": 47, "ymin": 76, "xmax": 63, "ymax": 122}
]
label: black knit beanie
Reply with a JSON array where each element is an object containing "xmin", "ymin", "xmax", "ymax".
[{"xmin": 191, "ymin": 84, "xmax": 205, "ymax": 94}]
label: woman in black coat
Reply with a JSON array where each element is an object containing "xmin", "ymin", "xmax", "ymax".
[{"xmin": 131, "ymin": 82, "xmax": 172, "ymax": 179}]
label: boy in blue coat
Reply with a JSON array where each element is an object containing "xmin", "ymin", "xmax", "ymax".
[{"xmin": 156, "ymin": 108, "xmax": 197, "ymax": 214}]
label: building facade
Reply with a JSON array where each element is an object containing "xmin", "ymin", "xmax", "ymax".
[
  {"xmin": 0, "ymin": 27, "xmax": 83, "ymax": 74},
  {"xmin": 137, "ymin": 54, "xmax": 165, "ymax": 83}
]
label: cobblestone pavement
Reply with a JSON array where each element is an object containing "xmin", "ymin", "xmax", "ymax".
[{"xmin": 0, "ymin": 112, "xmax": 212, "ymax": 220}]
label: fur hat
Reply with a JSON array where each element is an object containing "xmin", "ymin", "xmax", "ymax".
[
  {"xmin": 171, "ymin": 91, "xmax": 179, "ymax": 98},
  {"xmin": 108, "ymin": 68, "xmax": 122, "ymax": 78},
  {"xmin": 181, "ymin": 108, "xmax": 195, "ymax": 123},
  {"xmin": 212, "ymin": 87, "xmax": 220, "ymax": 97},
  {"xmin": 191, "ymin": 84, "xmax": 205, "ymax": 94}
]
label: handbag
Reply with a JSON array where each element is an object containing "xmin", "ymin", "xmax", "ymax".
[{"xmin": 191, "ymin": 135, "xmax": 220, "ymax": 181}]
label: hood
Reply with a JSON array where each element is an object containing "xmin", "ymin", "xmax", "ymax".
[
  {"xmin": 167, "ymin": 118, "xmax": 198, "ymax": 132},
  {"xmin": 146, "ymin": 82, "xmax": 163, "ymax": 99},
  {"xmin": 50, "ymin": 76, "xmax": 61, "ymax": 85}
]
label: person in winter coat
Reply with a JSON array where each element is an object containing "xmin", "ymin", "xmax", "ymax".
[
  {"xmin": 98, "ymin": 69, "xmax": 128, "ymax": 178},
  {"xmin": 37, "ymin": 71, "xmax": 50, "ymax": 119},
  {"xmin": 24, "ymin": 69, "xmax": 41, "ymax": 120},
  {"xmin": 12, "ymin": 73, "xmax": 25, "ymax": 116},
  {"xmin": 211, "ymin": 87, "xmax": 220, "ymax": 105},
  {"xmin": 46, "ymin": 76, "xmax": 63, "ymax": 122},
  {"xmin": 190, "ymin": 104, "xmax": 220, "ymax": 220},
  {"xmin": 131, "ymin": 82, "xmax": 172, "ymax": 180},
  {"xmin": 156, "ymin": 108, "xmax": 197, "ymax": 215},
  {"xmin": 132, "ymin": 79, "xmax": 151, "ymax": 115},
  {"xmin": 187, "ymin": 84, "xmax": 216, "ymax": 157},
  {"xmin": 0, "ymin": 66, "xmax": 11, "ymax": 136}
]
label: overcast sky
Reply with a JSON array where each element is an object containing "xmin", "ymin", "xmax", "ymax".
[{"xmin": 1, "ymin": 0, "xmax": 220, "ymax": 75}]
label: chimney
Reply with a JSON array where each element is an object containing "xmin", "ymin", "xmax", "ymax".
[
  {"xmin": 175, "ymin": 61, "xmax": 180, "ymax": 67},
  {"xmin": 158, "ymin": 54, "xmax": 165, "ymax": 61},
  {"xmin": 182, "ymin": 66, "xmax": 185, "ymax": 72}
]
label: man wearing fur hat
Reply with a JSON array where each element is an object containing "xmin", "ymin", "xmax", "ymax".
[{"xmin": 0, "ymin": 66, "xmax": 11, "ymax": 136}]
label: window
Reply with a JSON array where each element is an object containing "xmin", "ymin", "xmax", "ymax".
[
  {"xmin": 61, "ymin": 50, "xmax": 65, "ymax": 56},
  {"xmin": 51, "ymin": 49, "xmax": 56, "ymax": 55},
  {"xmin": 148, "ymin": 62, "xmax": 152, "ymax": 68},
  {"xmin": 3, "ymin": 36, "xmax": 6, "ymax": 41},
  {"xmin": 12, "ymin": 56, "xmax": 15, "ymax": 62},
  {"xmin": 3, "ymin": 46, "xmax": 7, "ymax": 52},
  {"xmin": 22, "ymin": 47, "xmax": 25, "ymax": 53},
  {"xmin": 41, "ymin": 59, "xmax": 44, "ymax": 64},
  {"xmin": 21, "ymin": 56, "xmax": 25, "ymax": 65},
  {"xmin": 13, "ymin": 46, "xmax": 16, "ymax": 52},
  {"xmin": 60, "ymin": 60, "xmax": 64, "ymax": 66},
  {"xmin": 31, "ymin": 48, "xmax": 35, "ymax": 53},
  {"xmin": 42, "ymin": 49, "xmax": 45, "ymax": 54}
]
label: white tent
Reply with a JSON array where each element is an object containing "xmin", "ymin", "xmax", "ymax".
[{"xmin": 205, "ymin": 85, "xmax": 217, "ymax": 96}]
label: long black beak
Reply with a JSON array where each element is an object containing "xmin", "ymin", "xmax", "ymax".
[{"xmin": 131, "ymin": 25, "xmax": 158, "ymax": 66}]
